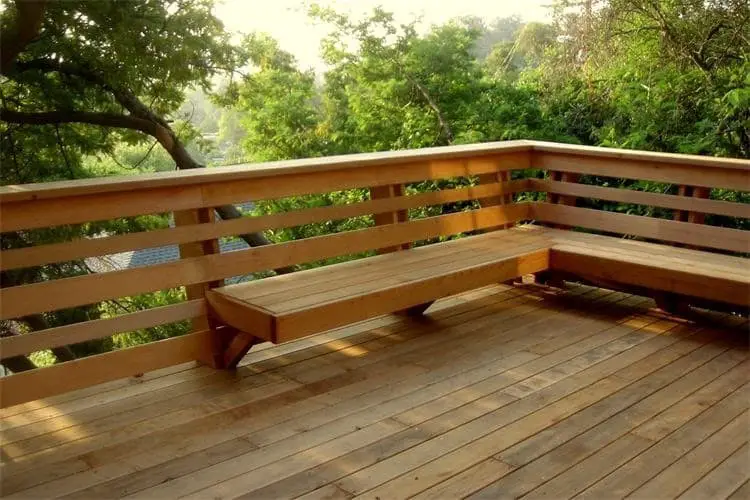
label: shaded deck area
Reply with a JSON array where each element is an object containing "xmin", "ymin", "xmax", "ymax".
[{"xmin": 1, "ymin": 283, "xmax": 748, "ymax": 499}]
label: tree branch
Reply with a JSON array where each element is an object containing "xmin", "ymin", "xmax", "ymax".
[
  {"xmin": 54, "ymin": 124, "xmax": 75, "ymax": 178},
  {"xmin": 13, "ymin": 58, "xmax": 173, "ymax": 127},
  {"xmin": 0, "ymin": 108, "xmax": 171, "ymax": 142},
  {"xmin": 0, "ymin": 0, "xmax": 47, "ymax": 74},
  {"xmin": 5, "ymin": 60, "xmax": 291, "ymax": 269},
  {"xmin": 406, "ymin": 76, "xmax": 454, "ymax": 144},
  {"xmin": 1, "ymin": 107, "xmax": 292, "ymax": 272}
]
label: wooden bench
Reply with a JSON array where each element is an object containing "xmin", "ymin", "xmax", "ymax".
[
  {"xmin": 207, "ymin": 229, "xmax": 550, "ymax": 366},
  {"xmin": 207, "ymin": 222, "xmax": 749, "ymax": 368}
]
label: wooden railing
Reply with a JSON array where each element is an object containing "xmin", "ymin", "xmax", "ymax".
[{"xmin": 1, "ymin": 140, "xmax": 748, "ymax": 408}]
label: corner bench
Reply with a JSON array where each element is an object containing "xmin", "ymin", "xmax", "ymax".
[{"xmin": 207, "ymin": 224, "xmax": 750, "ymax": 368}]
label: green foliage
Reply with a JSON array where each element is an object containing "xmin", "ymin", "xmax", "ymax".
[
  {"xmin": 1, "ymin": 0, "xmax": 237, "ymax": 185},
  {"xmin": 107, "ymin": 289, "xmax": 191, "ymax": 349},
  {"xmin": 253, "ymin": 189, "xmax": 371, "ymax": 245},
  {"xmin": 522, "ymin": 0, "xmax": 750, "ymax": 157}
]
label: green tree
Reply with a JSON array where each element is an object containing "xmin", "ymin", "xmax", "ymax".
[
  {"xmin": 0, "ymin": 0, "xmax": 282, "ymax": 371},
  {"xmin": 524, "ymin": 0, "xmax": 750, "ymax": 157},
  {"xmin": 219, "ymin": 33, "xmax": 325, "ymax": 162}
]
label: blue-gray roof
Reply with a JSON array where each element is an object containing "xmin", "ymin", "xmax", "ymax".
[{"xmin": 87, "ymin": 203, "xmax": 256, "ymax": 283}]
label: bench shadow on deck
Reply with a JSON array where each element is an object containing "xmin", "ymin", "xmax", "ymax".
[{"xmin": 1, "ymin": 283, "xmax": 748, "ymax": 499}]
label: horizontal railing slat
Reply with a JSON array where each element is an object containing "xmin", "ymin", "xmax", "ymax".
[
  {"xmin": 530, "ymin": 141, "xmax": 750, "ymax": 170},
  {"xmin": 533, "ymin": 152, "xmax": 750, "ymax": 191},
  {"xmin": 0, "ymin": 300, "xmax": 206, "ymax": 359},
  {"xmin": 0, "ymin": 180, "xmax": 531, "ymax": 271},
  {"xmin": 4, "ymin": 141, "xmax": 746, "ymax": 204},
  {"xmin": 0, "ymin": 154, "xmax": 530, "ymax": 232},
  {"xmin": 0, "ymin": 204, "xmax": 531, "ymax": 319},
  {"xmin": 531, "ymin": 179, "xmax": 750, "ymax": 219},
  {"xmin": 198, "ymin": 153, "xmax": 530, "ymax": 211},
  {"xmin": 531, "ymin": 203, "xmax": 750, "ymax": 253},
  {"xmin": 0, "ymin": 330, "xmax": 214, "ymax": 408}
]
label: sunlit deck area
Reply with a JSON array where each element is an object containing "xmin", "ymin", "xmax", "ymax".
[{"xmin": 1, "ymin": 283, "xmax": 747, "ymax": 499}]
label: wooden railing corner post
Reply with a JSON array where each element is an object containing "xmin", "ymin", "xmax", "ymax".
[
  {"xmin": 477, "ymin": 159, "xmax": 513, "ymax": 231},
  {"xmin": 173, "ymin": 207, "xmax": 224, "ymax": 367},
  {"xmin": 544, "ymin": 167, "xmax": 580, "ymax": 230},
  {"xmin": 370, "ymin": 183, "xmax": 410, "ymax": 253}
]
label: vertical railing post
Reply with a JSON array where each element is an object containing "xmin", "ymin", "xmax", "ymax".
[
  {"xmin": 478, "ymin": 170, "xmax": 512, "ymax": 230},
  {"xmin": 546, "ymin": 170, "xmax": 580, "ymax": 229},
  {"xmin": 673, "ymin": 185, "xmax": 710, "ymax": 225},
  {"xmin": 370, "ymin": 183, "xmax": 433, "ymax": 315},
  {"xmin": 173, "ymin": 207, "xmax": 223, "ymax": 366},
  {"xmin": 370, "ymin": 184, "xmax": 410, "ymax": 253},
  {"xmin": 658, "ymin": 183, "xmax": 709, "ymax": 312}
]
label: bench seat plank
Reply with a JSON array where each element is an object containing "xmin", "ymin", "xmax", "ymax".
[
  {"xmin": 538, "ymin": 228, "xmax": 750, "ymax": 307},
  {"xmin": 246, "ymin": 232, "xmax": 543, "ymax": 309},
  {"xmin": 549, "ymin": 245, "xmax": 749, "ymax": 306},
  {"xmin": 207, "ymin": 229, "xmax": 551, "ymax": 343},
  {"xmin": 539, "ymin": 227, "xmax": 750, "ymax": 277}
]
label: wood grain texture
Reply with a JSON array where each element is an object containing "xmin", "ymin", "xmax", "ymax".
[
  {"xmin": 0, "ymin": 154, "xmax": 530, "ymax": 231},
  {"xmin": 274, "ymin": 249, "xmax": 549, "ymax": 342},
  {"xmin": 370, "ymin": 183, "xmax": 411, "ymax": 253},
  {"xmin": 4, "ymin": 140, "xmax": 746, "ymax": 205},
  {"xmin": 205, "ymin": 292, "xmax": 275, "ymax": 342},
  {"xmin": 0, "ymin": 284, "xmax": 746, "ymax": 499},
  {"xmin": 0, "ymin": 180, "xmax": 530, "ymax": 271},
  {"xmin": 530, "ymin": 202, "xmax": 750, "ymax": 253},
  {"xmin": 532, "ymin": 151, "xmax": 750, "ymax": 190},
  {"xmin": 0, "ymin": 142, "xmax": 533, "ymax": 203},
  {"xmin": 530, "ymin": 141, "xmax": 750, "ymax": 171},
  {"xmin": 174, "ymin": 207, "xmax": 221, "ymax": 333},
  {"xmin": 550, "ymin": 248, "xmax": 750, "ymax": 306},
  {"xmin": 0, "ymin": 300, "xmax": 206, "ymax": 359},
  {"xmin": 208, "ymin": 230, "xmax": 549, "ymax": 343},
  {"xmin": 0, "ymin": 330, "xmax": 214, "ymax": 408},
  {"xmin": 1, "ymin": 140, "xmax": 748, "ymax": 424},
  {"xmin": 0, "ymin": 204, "xmax": 529, "ymax": 320},
  {"xmin": 531, "ymin": 179, "xmax": 750, "ymax": 219}
]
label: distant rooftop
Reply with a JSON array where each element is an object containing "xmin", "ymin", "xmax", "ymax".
[{"xmin": 87, "ymin": 203, "xmax": 255, "ymax": 284}]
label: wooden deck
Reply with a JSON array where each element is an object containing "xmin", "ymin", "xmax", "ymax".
[{"xmin": 1, "ymin": 283, "xmax": 748, "ymax": 499}]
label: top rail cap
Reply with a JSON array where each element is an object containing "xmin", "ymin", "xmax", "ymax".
[{"xmin": 0, "ymin": 140, "xmax": 533, "ymax": 203}]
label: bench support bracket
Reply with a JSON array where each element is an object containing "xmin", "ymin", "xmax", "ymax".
[
  {"xmin": 223, "ymin": 330, "xmax": 260, "ymax": 370},
  {"xmin": 395, "ymin": 301, "xmax": 435, "ymax": 317},
  {"xmin": 207, "ymin": 326, "xmax": 261, "ymax": 370}
]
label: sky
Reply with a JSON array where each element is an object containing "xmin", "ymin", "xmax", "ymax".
[{"xmin": 214, "ymin": 0, "xmax": 551, "ymax": 72}]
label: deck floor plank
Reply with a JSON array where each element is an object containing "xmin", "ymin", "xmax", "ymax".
[
  {"xmin": 2, "ymin": 287, "xmax": 588, "ymax": 496},
  {"xmin": 627, "ymin": 410, "xmax": 749, "ymax": 499},
  {"xmin": 0, "ymin": 287, "xmax": 521, "ymax": 449},
  {"xmin": 341, "ymin": 327, "xmax": 713, "ymax": 500},
  {"xmin": 521, "ymin": 360, "xmax": 750, "ymax": 499},
  {"xmin": 0, "ymin": 283, "xmax": 746, "ymax": 500},
  {"xmin": 678, "ymin": 443, "xmax": 749, "ymax": 500}
]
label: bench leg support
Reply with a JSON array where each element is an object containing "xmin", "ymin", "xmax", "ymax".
[
  {"xmin": 396, "ymin": 301, "xmax": 434, "ymax": 317},
  {"xmin": 534, "ymin": 271, "xmax": 567, "ymax": 288},
  {"xmin": 205, "ymin": 326, "xmax": 260, "ymax": 370},
  {"xmin": 654, "ymin": 292, "xmax": 693, "ymax": 316},
  {"xmin": 223, "ymin": 330, "xmax": 260, "ymax": 370}
]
